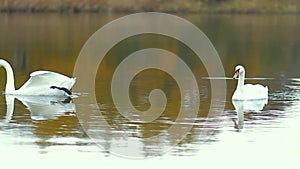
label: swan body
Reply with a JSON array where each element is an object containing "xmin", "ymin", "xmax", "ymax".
[
  {"xmin": 232, "ymin": 65, "xmax": 268, "ymax": 101},
  {"xmin": 0, "ymin": 59, "xmax": 76, "ymax": 96}
]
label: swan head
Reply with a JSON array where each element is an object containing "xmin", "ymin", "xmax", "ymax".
[{"xmin": 233, "ymin": 65, "xmax": 245, "ymax": 79}]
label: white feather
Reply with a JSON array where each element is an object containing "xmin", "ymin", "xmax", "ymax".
[
  {"xmin": 0, "ymin": 59, "xmax": 76, "ymax": 96},
  {"xmin": 232, "ymin": 65, "xmax": 268, "ymax": 101}
]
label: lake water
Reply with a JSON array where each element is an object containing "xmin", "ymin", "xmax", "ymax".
[{"xmin": 0, "ymin": 13, "xmax": 300, "ymax": 168}]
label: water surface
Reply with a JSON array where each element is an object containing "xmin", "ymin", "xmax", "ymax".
[{"xmin": 0, "ymin": 13, "xmax": 300, "ymax": 168}]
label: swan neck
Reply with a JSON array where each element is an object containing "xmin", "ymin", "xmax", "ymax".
[
  {"xmin": 1, "ymin": 61, "xmax": 15, "ymax": 93},
  {"xmin": 237, "ymin": 73, "xmax": 245, "ymax": 91}
]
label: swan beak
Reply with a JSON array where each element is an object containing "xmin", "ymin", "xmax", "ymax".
[{"xmin": 233, "ymin": 70, "xmax": 239, "ymax": 79}]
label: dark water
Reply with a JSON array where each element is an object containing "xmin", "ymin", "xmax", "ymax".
[{"xmin": 0, "ymin": 13, "xmax": 300, "ymax": 168}]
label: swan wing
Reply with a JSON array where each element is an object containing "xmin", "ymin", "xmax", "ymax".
[
  {"xmin": 244, "ymin": 84, "xmax": 268, "ymax": 92},
  {"xmin": 243, "ymin": 84, "xmax": 268, "ymax": 100},
  {"xmin": 17, "ymin": 71, "xmax": 76, "ymax": 95},
  {"xmin": 233, "ymin": 84, "xmax": 268, "ymax": 101}
]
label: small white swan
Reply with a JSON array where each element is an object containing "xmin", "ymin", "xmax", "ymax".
[
  {"xmin": 0, "ymin": 59, "xmax": 76, "ymax": 96},
  {"xmin": 232, "ymin": 65, "xmax": 268, "ymax": 101}
]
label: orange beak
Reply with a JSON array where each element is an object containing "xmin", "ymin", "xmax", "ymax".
[{"xmin": 233, "ymin": 70, "xmax": 239, "ymax": 79}]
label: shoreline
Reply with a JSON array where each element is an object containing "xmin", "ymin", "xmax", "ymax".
[
  {"xmin": 0, "ymin": 1, "xmax": 300, "ymax": 15},
  {"xmin": 1, "ymin": 9, "xmax": 300, "ymax": 15}
]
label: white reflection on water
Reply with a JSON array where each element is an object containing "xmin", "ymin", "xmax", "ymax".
[
  {"xmin": 3, "ymin": 95, "xmax": 76, "ymax": 121},
  {"xmin": 0, "ymin": 81, "xmax": 299, "ymax": 169},
  {"xmin": 232, "ymin": 99, "xmax": 268, "ymax": 129},
  {"xmin": 0, "ymin": 79, "xmax": 300, "ymax": 169}
]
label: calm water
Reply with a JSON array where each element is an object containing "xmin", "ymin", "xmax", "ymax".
[{"xmin": 0, "ymin": 13, "xmax": 300, "ymax": 168}]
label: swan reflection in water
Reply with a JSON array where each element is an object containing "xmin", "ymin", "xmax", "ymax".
[
  {"xmin": 4, "ymin": 95, "xmax": 75, "ymax": 122},
  {"xmin": 232, "ymin": 99, "xmax": 268, "ymax": 130}
]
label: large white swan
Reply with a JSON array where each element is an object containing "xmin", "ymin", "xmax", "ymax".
[
  {"xmin": 232, "ymin": 65, "xmax": 268, "ymax": 101},
  {"xmin": 0, "ymin": 59, "xmax": 76, "ymax": 96}
]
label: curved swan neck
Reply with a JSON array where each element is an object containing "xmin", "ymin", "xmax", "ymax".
[{"xmin": 0, "ymin": 60, "xmax": 15, "ymax": 93}]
